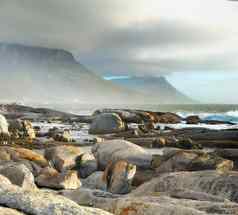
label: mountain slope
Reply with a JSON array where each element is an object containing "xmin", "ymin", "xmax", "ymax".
[
  {"xmin": 109, "ymin": 76, "xmax": 194, "ymax": 104},
  {"xmin": 0, "ymin": 43, "xmax": 147, "ymax": 104}
]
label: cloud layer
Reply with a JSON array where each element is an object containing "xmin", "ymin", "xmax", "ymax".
[{"xmin": 0, "ymin": 0, "xmax": 237, "ymax": 76}]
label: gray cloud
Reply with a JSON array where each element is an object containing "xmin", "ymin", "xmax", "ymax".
[{"xmin": 0, "ymin": 0, "xmax": 237, "ymax": 77}]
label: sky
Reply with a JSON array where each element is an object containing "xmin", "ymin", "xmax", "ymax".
[{"xmin": 0, "ymin": 0, "xmax": 237, "ymax": 103}]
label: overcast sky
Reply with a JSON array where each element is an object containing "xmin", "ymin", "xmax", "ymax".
[{"xmin": 0, "ymin": 0, "xmax": 237, "ymax": 103}]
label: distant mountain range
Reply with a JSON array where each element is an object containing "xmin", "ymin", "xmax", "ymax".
[
  {"xmin": 0, "ymin": 43, "xmax": 194, "ymax": 104},
  {"xmin": 108, "ymin": 76, "xmax": 193, "ymax": 104}
]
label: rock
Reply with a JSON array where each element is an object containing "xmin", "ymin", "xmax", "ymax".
[
  {"xmin": 0, "ymin": 147, "xmax": 48, "ymax": 170},
  {"xmin": 45, "ymin": 145, "xmax": 81, "ymax": 172},
  {"xmin": 186, "ymin": 115, "xmax": 201, "ymax": 124},
  {"xmin": 0, "ymin": 207, "xmax": 25, "ymax": 215},
  {"xmin": 92, "ymin": 139, "xmax": 152, "ymax": 170},
  {"xmin": 132, "ymin": 170, "xmax": 238, "ymax": 203},
  {"xmin": 157, "ymin": 112, "xmax": 182, "ymax": 124},
  {"xmin": 0, "ymin": 114, "xmax": 9, "ymax": 134},
  {"xmin": 103, "ymin": 160, "xmax": 136, "ymax": 194},
  {"xmin": 153, "ymin": 150, "xmax": 233, "ymax": 174},
  {"xmin": 0, "ymin": 162, "xmax": 37, "ymax": 190},
  {"xmin": 0, "ymin": 182, "xmax": 113, "ymax": 215},
  {"xmin": 53, "ymin": 129, "xmax": 73, "ymax": 142},
  {"xmin": 22, "ymin": 120, "xmax": 36, "ymax": 139},
  {"xmin": 75, "ymin": 153, "xmax": 97, "ymax": 178},
  {"xmin": 89, "ymin": 113, "xmax": 126, "ymax": 134},
  {"xmin": 60, "ymin": 188, "xmax": 119, "ymax": 209},
  {"xmin": 0, "ymin": 114, "xmax": 9, "ymax": 144},
  {"xmin": 110, "ymin": 196, "xmax": 238, "ymax": 215},
  {"xmin": 81, "ymin": 171, "xmax": 106, "ymax": 190},
  {"xmin": 132, "ymin": 169, "xmax": 155, "ymax": 187},
  {"xmin": 36, "ymin": 167, "xmax": 81, "ymax": 190},
  {"xmin": 61, "ymin": 188, "xmax": 238, "ymax": 215}
]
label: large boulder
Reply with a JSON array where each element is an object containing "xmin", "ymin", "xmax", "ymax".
[
  {"xmin": 0, "ymin": 114, "xmax": 9, "ymax": 134},
  {"xmin": 75, "ymin": 153, "xmax": 97, "ymax": 178},
  {"xmin": 157, "ymin": 112, "xmax": 182, "ymax": 124},
  {"xmin": 132, "ymin": 170, "xmax": 238, "ymax": 203},
  {"xmin": 61, "ymin": 188, "xmax": 238, "ymax": 215},
  {"xmin": 92, "ymin": 139, "xmax": 152, "ymax": 170},
  {"xmin": 45, "ymin": 145, "xmax": 81, "ymax": 172},
  {"xmin": 186, "ymin": 115, "xmax": 201, "ymax": 124},
  {"xmin": 36, "ymin": 167, "xmax": 81, "ymax": 190},
  {"xmin": 0, "ymin": 162, "xmax": 37, "ymax": 190},
  {"xmin": 0, "ymin": 207, "xmax": 25, "ymax": 215},
  {"xmin": 103, "ymin": 160, "xmax": 136, "ymax": 194},
  {"xmin": 81, "ymin": 171, "xmax": 106, "ymax": 190},
  {"xmin": 0, "ymin": 181, "xmax": 112, "ymax": 215},
  {"xmin": 89, "ymin": 113, "xmax": 126, "ymax": 134},
  {"xmin": 152, "ymin": 150, "xmax": 233, "ymax": 174}
]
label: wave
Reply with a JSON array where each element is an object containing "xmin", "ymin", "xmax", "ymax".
[{"xmin": 177, "ymin": 110, "xmax": 238, "ymax": 124}]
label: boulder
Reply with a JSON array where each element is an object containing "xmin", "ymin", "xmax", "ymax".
[
  {"xmin": 0, "ymin": 114, "xmax": 9, "ymax": 134},
  {"xmin": 92, "ymin": 139, "xmax": 152, "ymax": 170},
  {"xmin": 8, "ymin": 120, "xmax": 35, "ymax": 139},
  {"xmin": 81, "ymin": 171, "xmax": 106, "ymax": 190},
  {"xmin": 103, "ymin": 160, "xmax": 136, "ymax": 194},
  {"xmin": 132, "ymin": 170, "xmax": 238, "ymax": 203},
  {"xmin": 45, "ymin": 145, "xmax": 81, "ymax": 172},
  {"xmin": 61, "ymin": 188, "xmax": 238, "ymax": 215},
  {"xmin": 0, "ymin": 207, "xmax": 25, "ymax": 215},
  {"xmin": 0, "ymin": 182, "xmax": 112, "ymax": 215},
  {"xmin": 89, "ymin": 113, "xmax": 126, "ymax": 134},
  {"xmin": 157, "ymin": 112, "xmax": 182, "ymax": 124},
  {"xmin": 36, "ymin": 167, "xmax": 81, "ymax": 190},
  {"xmin": 186, "ymin": 115, "xmax": 201, "ymax": 124},
  {"xmin": 153, "ymin": 150, "xmax": 233, "ymax": 173},
  {"xmin": 0, "ymin": 162, "xmax": 37, "ymax": 190},
  {"xmin": 75, "ymin": 153, "xmax": 97, "ymax": 178}
]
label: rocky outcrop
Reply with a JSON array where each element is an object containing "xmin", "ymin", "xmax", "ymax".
[
  {"xmin": 186, "ymin": 115, "xmax": 201, "ymax": 124},
  {"xmin": 152, "ymin": 149, "xmax": 233, "ymax": 174},
  {"xmin": 75, "ymin": 153, "xmax": 97, "ymax": 178},
  {"xmin": 61, "ymin": 188, "xmax": 238, "ymax": 215},
  {"xmin": 92, "ymin": 139, "xmax": 152, "ymax": 170},
  {"xmin": 0, "ymin": 162, "xmax": 37, "ymax": 190},
  {"xmin": 36, "ymin": 167, "xmax": 81, "ymax": 190},
  {"xmin": 45, "ymin": 145, "xmax": 81, "ymax": 172},
  {"xmin": 157, "ymin": 112, "xmax": 182, "ymax": 124},
  {"xmin": 89, "ymin": 113, "xmax": 126, "ymax": 134},
  {"xmin": 81, "ymin": 171, "xmax": 106, "ymax": 190},
  {"xmin": 132, "ymin": 170, "xmax": 238, "ymax": 202},
  {"xmin": 0, "ymin": 180, "xmax": 112, "ymax": 215},
  {"xmin": 103, "ymin": 160, "xmax": 136, "ymax": 194},
  {"xmin": 0, "ymin": 207, "xmax": 25, "ymax": 215}
]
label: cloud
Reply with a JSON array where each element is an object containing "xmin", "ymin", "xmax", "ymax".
[{"xmin": 0, "ymin": 0, "xmax": 237, "ymax": 76}]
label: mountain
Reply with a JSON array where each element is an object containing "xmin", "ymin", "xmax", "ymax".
[
  {"xmin": 0, "ymin": 42, "xmax": 193, "ymax": 105},
  {"xmin": 0, "ymin": 43, "xmax": 147, "ymax": 104},
  {"xmin": 108, "ymin": 76, "xmax": 194, "ymax": 104}
]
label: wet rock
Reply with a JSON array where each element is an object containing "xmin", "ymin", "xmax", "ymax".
[
  {"xmin": 0, "ymin": 162, "xmax": 37, "ymax": 190},
  {"xmin": 89, "ymin": 113, "xmax": 126, "ymax": 134},
  {"xmin": 75, "ymin": 153, "xmax": 97, "ymax": 178},
  {"xmin": 45, "ymin": 145, "xmax": 81, "ymax": 172},
  {"xmin": 92, "ymin": 139, "xmax": 152, "ymax": 170},
  {"xmin": 186, "ymin": 115, "xmax": 201, "ymax": 124},
  {"xmin": 0, "ymin": 181, "xmax": 113, "ymax": 215},
  {"xmin": 36, "ymin": 167, "xmax": 81, "ymax": 190},
  {"xmin": 157, "ymin": 112, "xmax": 182, "ymax": 124},
  {"xmin": 153, "ymin": 150, "xmax": 233, "ymax": 173},
  {"xmin": 81, "ymin": 171, "xmax": 106, "ymax": 190},
  {"xmin": 103, "ymin": 160, "xmax": 136, "ymax": 194},
  {"xmin": 132, "ymin": 170, "xmax": 238, "ymax": 203}
]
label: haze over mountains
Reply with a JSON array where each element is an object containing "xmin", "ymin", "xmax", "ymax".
[{"xmin": 0, "ymin": 43, "xmax": 193, "ymax": 105}]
